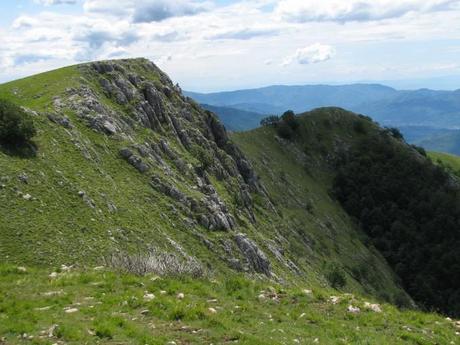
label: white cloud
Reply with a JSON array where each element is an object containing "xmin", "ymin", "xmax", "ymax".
[
  {"xmin": 275, "ymin": 0, "xmax": 460, "ymax": 23},
  {"xmin": 83, "ymin": 0, "xmax": 132, "ymax": 17},
  {"xmin": 2, "ymin": 0, "xmax": 460, "ymax": 90},
  {"xmin": 133, "ymin": 0, "xmax": 212, "ymax": 23},
  {"xmin": 34, "ymin": 0, "xmax": 77, "ymax": 5},
  {"xmin": 282, "ymin": 44, "xmax": 336, "ymax": 66},
  {"xmin": 83, "ymin": 0, "xmax": 211, "ymax": 22}
]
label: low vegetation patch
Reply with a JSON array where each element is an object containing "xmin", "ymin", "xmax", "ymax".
[{"xmin": 0, "ymin": 99, "xmax": 36, "ymax": 145}]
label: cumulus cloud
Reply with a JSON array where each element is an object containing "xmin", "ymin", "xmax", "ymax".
[
  {"xmin": 75, "ymin": 28, "xmax": 140, "ymax": 49},
  {"xmin": 2, "ymin": 0, "xmax": 460, "ymax": 89},
  {"xmin": 83, "ymin": 0, "xmax": 211, "ymax": 22},
  {"xmin": 133, "ymin": 0, "xmax": 211, "ymax": 23},
  {"xmin": 34, "ymin": 0, "xmax": 77, "ymax": 5},
  {"xmin": 275, "ymin": 0, "xmax": 460, "ymax": 23},
  {"xmin": 282, "ymin": 44, "xmax": 336, "ymax": 66},
  {"xmin": 83, "ymin": 0, "xmax": 132, "ymax": 17}
]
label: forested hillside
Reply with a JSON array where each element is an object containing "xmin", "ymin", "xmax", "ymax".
[{"xmin": 234, "ymin": 108, "xmax": 460, "ymax": 316}]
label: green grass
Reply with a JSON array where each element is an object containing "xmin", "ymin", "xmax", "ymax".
[
  {"xmin": 429, "ymin": 151, "xmax": 460, "ymax": 176},
  {"xmin": 0, "ymin": 264, "xmax": 458, "ymax": 345},
  {"xmin": 0, "ymin": 65, "xmax": 80, "ymax": 109}
]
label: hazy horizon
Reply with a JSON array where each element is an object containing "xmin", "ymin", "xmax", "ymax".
[{"xmin": 184, "ymin": 75, "xmax": 460, "ymax": 93}]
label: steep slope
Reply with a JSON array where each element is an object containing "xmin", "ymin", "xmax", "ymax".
[
  {"xmin": 430, "ymin": 151, "xmax": 460, "ymax": 174},
  {"xmin": 0, "ymin": 59, "xmax": 408, "ymax": 305},
  {"xmin": 0, "ymin": 58, "xmax": 270, "ymax": 270},
  {"xmin": 233, "ymin": 108, "xmax": 460, "ymax": 316}
]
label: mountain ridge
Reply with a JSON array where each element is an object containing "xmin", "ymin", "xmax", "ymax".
[
  {"xmin": 0, "ymin": 58, "xmax": 408, "ymax": 300},
  {"xmin": 2, "ymin": 58, "xmax": 460, "ymax": 343}
]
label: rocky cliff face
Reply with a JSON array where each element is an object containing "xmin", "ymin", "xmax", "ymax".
[
  {"xmin": 53, "ymin": 59, "xmax": 268, "ymax": 232},
  {"xmin": 0, "ymin": 58, "xmax": 276, "ymax": 276}
]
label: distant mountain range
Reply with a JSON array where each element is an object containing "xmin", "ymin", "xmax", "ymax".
[{"xmin": 185, "ymin": 84, "xmax": 460, "ymax": 154}]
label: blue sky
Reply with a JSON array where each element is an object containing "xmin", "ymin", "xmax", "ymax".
[{"xmin": 1, "ymin": 0, "xmax": 460, "ymax": 92}]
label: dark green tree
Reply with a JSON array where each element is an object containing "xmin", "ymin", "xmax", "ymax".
[
  {"xmin": 281, "ymin": 110, "xmax": 299, "ymax": 130},
  {"xmin": 0, "ymin": 99, "xmax": 36, "ymax": 144}
]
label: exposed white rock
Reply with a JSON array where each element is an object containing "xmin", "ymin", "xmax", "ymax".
[
  {"xmin": 43, "ymin": 290, "xmax": 64, "ymax": 296},
  {"xmin": 364, "ymin": 302, "xmax": 382, "ymax": 313},
  {"xmin": 329, "ymin": 296, "xmax": 340, "ymax": 304},
  {"xmin": 143, "ymin": 293, "xmax": 155, "ymax": 301},
  {"xmin": 347, "ymin": 305, "xmax": 361, "ymax": 313},
  {"xmin": 64, "ymin": 308, "xmax": 79, "ymax": 313},
  {"xmin": 103, "ymin": 120, "xmax": 117, "ymax": 134}
]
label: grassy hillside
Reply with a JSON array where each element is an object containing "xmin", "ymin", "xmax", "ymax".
[
  {"xmin": 0, "ymin": 59, "xmax": 410, "ymax": 306},
  {"xmin": 233, "ymin": 108, "xmax": 460, "ymax": 316},
  {"xmin": 1, "ymin": 59, "xmax": 459, "ymax": 342},
  {"xmin": 0, "ymin": 62, "xmax": 199, "ymax": 265},
  {"xmin": 1, "ymin": 264, "xmax": 459, "ymax": 345},
  {"xmin": 232, "ymin": 109, "xmax": 411, "ymax": 305},
  {"xmin": 430, "ymin": 151, "xmax": 460, "ymax": 175}
]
